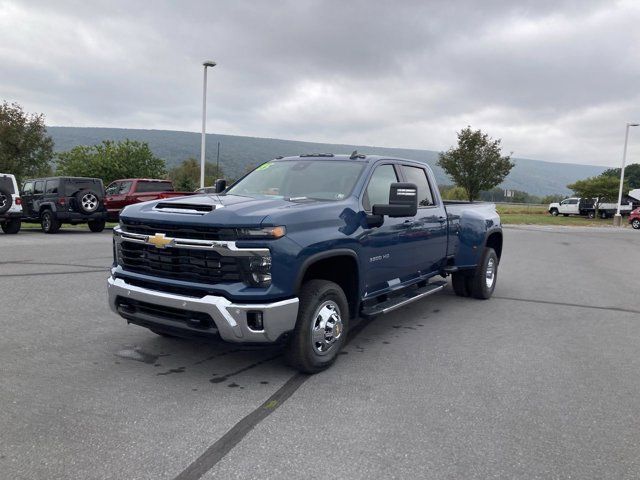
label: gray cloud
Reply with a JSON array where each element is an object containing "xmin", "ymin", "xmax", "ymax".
[{"xmin": 1, "ymin": 0, "xmax": 638, "ymax": 166}]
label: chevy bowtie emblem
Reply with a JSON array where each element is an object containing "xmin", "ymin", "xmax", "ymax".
[{"xmin": 146, "ymin": 233, "xmax": 173, "ymax": 249}]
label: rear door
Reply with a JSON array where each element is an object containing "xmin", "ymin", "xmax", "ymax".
[{"xmin": 398, "ymin": 164, "xmax": 448, "ymax": 274}]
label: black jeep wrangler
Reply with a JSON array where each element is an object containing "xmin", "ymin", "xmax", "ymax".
[{"xmin": 21, "ymin": 177, "xmax": 108, "ymax": 233}]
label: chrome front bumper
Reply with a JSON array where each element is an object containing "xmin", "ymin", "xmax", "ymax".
[{"xmin": 107, "ymin": 276, "xmax": 299, "ymax": 343}]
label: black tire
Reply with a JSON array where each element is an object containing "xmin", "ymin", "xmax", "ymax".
[
  {"xmin": 587, "ymin": 211, "xmax": 595, "ymax": 219},
  {"xmin": 600, "ymin": 211, "xmax": 608, "ymax": 219},
  {"xmin": 88, "ymin": 219, "xmax": 106, "ymax": 232},
  {"xmin": 632, "ymin": 219, "xmax": 640, "ymax": 230},
  {"xmin": 550, "ymin": 209, "xmax": 558, "ymax": 216},
  {"xmin": 75, "ymin": 190, "xmax": 101, "ymax": 214},
  {"xmin": 285, "ymin": 279, "xmax": 349, "ymax": 373},
  {"xmin": 451, "ymin": 272, "xmax": 472, "ymax": 297},
  {"xmin": 1, "ymin": 218, "xmax": 21, "ymax": 234},
  {"xmin": 41, "ymin": 210, "xmax": 61, "ymax": 234},
  {"xmin": 468, "ymin": 247, "xmax": 498, "ymax": 299},
  {"xmin": 0, "ymin": 188, "xmax": 12, "ymax": 214}
]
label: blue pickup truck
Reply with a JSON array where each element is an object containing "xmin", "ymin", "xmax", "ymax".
[{"xmin": 108, "ymin": 153, "xmax": 502, "ymax": 372}]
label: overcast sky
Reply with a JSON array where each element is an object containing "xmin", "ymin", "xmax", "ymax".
[{"xmin": 1, "ymin": 0, "xmax": 638, "ymax": 166}]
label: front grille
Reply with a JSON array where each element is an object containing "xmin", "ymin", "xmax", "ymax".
[
  {"xmin": 120, "ymin": 221, "xmax": 237, "ymax": 241},
  {"xmin": 118, "ymin": 241, "xmax": 244, "ymax": 283}
]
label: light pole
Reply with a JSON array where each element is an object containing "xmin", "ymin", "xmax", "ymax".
[
  {"xmin": 613, "ymin": 122, "xmax": 639, "ymax": 226},
  {"xmin": 200, "ymin": 60, "xmax": 216, "ymax": 189}
]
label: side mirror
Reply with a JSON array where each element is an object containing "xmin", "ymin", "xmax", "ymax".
[
  {"xmin": 372, "ymin": 183, "xmax": 418, "ymax": 217},
  {"xmin": 214, "ymin": 178, "xmax": 227, "ymax": 193}
]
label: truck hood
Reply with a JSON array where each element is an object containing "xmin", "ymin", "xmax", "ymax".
[{"xmin": 119, "ymin": 193, "xmax": 336, "ymax": 227}]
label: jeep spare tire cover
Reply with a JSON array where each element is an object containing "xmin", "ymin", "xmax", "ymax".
[
  {"xmin": 75, "ymin": 190, "xmax": 100, "ymax": 214},
  {"xmin": 0, "ymin": 188, "xmax": 12, "ymax": 214}
]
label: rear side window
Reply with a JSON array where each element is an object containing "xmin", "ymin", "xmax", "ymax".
[
  {"xmin": 34, "ymin": 181, "xmax": 44, "ymax": 194},
  {"xmin": 23, "ymin": 182, "xmax": 34, "ymax": 195},
  {"xmin": 46, "ymin": 179, "xmax": 60, "ymax": 194},
  {"xmin": 0, "ymin": 176, "xmax": 15, "ymax": 194},
  {"xmin": 364, "ymin": 164, "xmax": 398, "ymax": 210},
  {"xmin": 401, "ymin": 165, "xmax": 434, "ymax": 207},
  {"xmin": 136, "ymin": 181, "xmax": 173, "ymax": 193}
]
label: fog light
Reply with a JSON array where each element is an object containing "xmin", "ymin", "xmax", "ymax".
[{"xmin": 247, "ymin": 311, "xmax": 264, "ymax": 331}]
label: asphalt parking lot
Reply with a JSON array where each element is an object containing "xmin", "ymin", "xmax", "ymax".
[{"xmin": 1, "ymin": 225, "xmax": 639, "ymax": 480}]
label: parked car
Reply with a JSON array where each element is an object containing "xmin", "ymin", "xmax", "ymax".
[
  {"xmin": 21, "ymin": 176, "xmax": 108, "ymax": 233},
  {"xmin": 104, "ymin": 179, "xmax": 195, "ymax": 221},
  {"xmin": 0, "ymin": 173, "xmax": 22, "ymax": 234},
  {"xmin": 107, "ymin": 153, "xmax": 502, "ymax": 373},
  {"xmin": 630, "ymin": 208, "xmax": 640, "ymax": 229},
  {"xmin": 548, "ymin": 197, "xmax": 635, "ymax": 218}
]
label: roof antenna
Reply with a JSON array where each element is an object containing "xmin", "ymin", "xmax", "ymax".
[{"xmin": 350, "ymin": 150, "xmax": 359, "ymax": 159}]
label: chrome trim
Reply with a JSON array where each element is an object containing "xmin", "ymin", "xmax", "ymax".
[
  {"xmin": 107, "ymin": 275, "xmax": 299, "ymax": 343},
  {"xmin": 380, "ymin": 283, "xmax": 445, "ymax": 314},
  {"xmin": 113, "ymin": 226, "xmax": 269, "ymax": 257}
]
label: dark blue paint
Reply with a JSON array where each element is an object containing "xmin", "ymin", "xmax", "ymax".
[{"xmin": 117, "ymin": 155, "xmax": 501, "ymax": 303}]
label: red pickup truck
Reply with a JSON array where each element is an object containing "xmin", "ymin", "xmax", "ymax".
[{"xmin": 104, "ymin": 179, "xmax": 195, "ymax": 221}]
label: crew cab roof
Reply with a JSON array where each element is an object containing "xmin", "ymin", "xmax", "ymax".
[{"xmin": 273, "ymin": 154, "xmax": 423, "ymax": 165}]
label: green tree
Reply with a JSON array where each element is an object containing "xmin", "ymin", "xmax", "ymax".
[
  {"xmin": 567, "ymin": 175, "xmax": 627, "ymax": 216},
  {"xmin": 56, "ymin": 139, "xmax": 166, "ymax": 185},
  {"xmin": 167, "ymin": 158, "xmax": 224, "ymax": 191},
  {"xmin": 600, "ymin": 163, "xmax": 640, "ymax": 189},
  {"xmin": 0, "ymin": 101, "xmax": 54, "ymax": 181},
  {"xmin": 439, "ymin": 184, "xmax": 468, "ymax": 200},
  {"xmin": 437, "ymin": 127, "xmax": 514, "ymax": 202}
]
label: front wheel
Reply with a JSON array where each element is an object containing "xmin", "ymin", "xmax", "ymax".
[
  {"xmin": 88, "ymin": 219, "xmax": 106, "ymax": 232},
  {"xmin": 1, "ymin": 218, "xmax": 21, "ymax": 234},
  {"xmin": 550, "ymin": 209, "xmax": 559, "ymax": 216},
  {"xmin": 285, "ymin": 279, "xmax": 349, "ymax": 373},
  {"xmin": 632, "ymin": 219, "xmax": 640, "ymax": 229}
]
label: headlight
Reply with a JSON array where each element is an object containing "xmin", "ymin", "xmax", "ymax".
[{"xmin": 236, "ymin": 226, "xmax": 286, "ymax": 239}]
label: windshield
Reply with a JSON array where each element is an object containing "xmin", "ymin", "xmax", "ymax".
[{"xmin": 227, "ymin": 160, "xmax": 364, "ymax": 201}]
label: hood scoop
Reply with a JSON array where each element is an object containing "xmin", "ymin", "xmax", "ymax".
[{"xmin": 153, "ymin": 202, "xmax": 220, "ymax": 215}]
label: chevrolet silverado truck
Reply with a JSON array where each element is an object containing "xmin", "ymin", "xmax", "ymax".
[
  {"xmin": 104, "ymin": 179, "xmax": 196, "ymax": 221},
  {"xmin": 108, "ymin": 154, "xmax": 503, "ymax": 373}
]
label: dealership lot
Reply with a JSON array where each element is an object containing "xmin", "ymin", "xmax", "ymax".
[{"xmin": 1, "ymin": 226, "xmax": 639, "ymax": 480}]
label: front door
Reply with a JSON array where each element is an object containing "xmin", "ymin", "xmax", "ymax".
[
  {"xmin": 21, "ymin": 181, "xmax": 35, "ymax": 218},
  {"xmin": 358, "ymin": 163, "xmax": 417, "ymax": 296}
]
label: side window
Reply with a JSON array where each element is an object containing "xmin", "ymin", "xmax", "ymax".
[
  {"xmin": 34, "ymin": 181, "xmax": 44, "ymax": 194},
  {"xmin": 364, "ymin": 164, "xmax": 398, "ymax": 211},
  {"xmin": 105, "ymin": 182, "xmax": 121, "ymax": 195},
  {"xmin": 568, "ymin": 199, "xmax": 578, "ymax": 205},
  {"xmin": 401, "ymin": 165, "xmax": 434, "ymax": 207},
  {"xmin": 23, "ymin": 182, "xmax": 34, "ymax": 195},
  {"xmin": 119, "ymin": 181, "xmax": 133, "ymax": 194},
  {"xmin": 45, "ymin": 179, "xmax": 59, "ymax": 194}
]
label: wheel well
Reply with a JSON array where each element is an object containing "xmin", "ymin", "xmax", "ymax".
[
  {"xmin": 486, "ymin": 232, "xmax": 503, "ymax": 260},
  {"xmin": 300, "ymin": 255, "xmax": 359, "ymax": 319}
]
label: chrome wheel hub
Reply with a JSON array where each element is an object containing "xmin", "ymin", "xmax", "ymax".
[
  {"xmin": 82, "ymin": 193, "xmax": 98, "ymax": 212},
  {"xmin": 485, "ymin": 257, "xmax": 496, "ymax": 289},
  {"xmin": 310, "ymin": 301, "xmax": 343, "ymax": 355}
]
